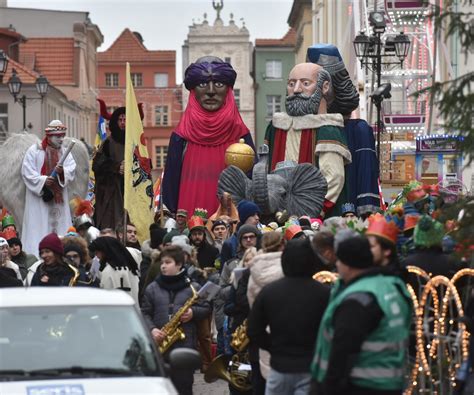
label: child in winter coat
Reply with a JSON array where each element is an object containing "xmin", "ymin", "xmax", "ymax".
[{"xmin": 141, "ymin": 245, "xmax": 211, "ymax": 395}]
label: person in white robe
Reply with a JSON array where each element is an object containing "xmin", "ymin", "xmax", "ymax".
[{"xmin": 21, "ymin": 120, "xmax": 76, "ymax": 256}]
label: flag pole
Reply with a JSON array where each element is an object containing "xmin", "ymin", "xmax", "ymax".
[
  {"xmin": 123, "ymin": 208, "xmax": 128, "ymax": 246},
  {"xmin": 159, "ymin": 169, "xmax": 164, "ymax": 228}
]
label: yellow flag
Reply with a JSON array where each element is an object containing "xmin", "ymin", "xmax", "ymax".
[{"xmin": 124, "ymin": 62, "xmax": 154, "ymax": 242}]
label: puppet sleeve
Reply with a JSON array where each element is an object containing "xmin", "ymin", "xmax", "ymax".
[{"xmin": 162, "ymin": 132, "xmax": 186, "ymax": 213}]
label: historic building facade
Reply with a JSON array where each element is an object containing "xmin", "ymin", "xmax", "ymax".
[
  {"xmin": 98, "ymin": 28, "xmax": 182, "ymax": 171},
  {"xmin": 0, "ymin": 6, "xmax": 103, "ymax": 142},
  {"xmin": 182, "ymin": 3, "xmax": 255, "ymax": 136},
  {"xmin": 253, "ymin": 29, "xmax": 296, "ymax": 147}
]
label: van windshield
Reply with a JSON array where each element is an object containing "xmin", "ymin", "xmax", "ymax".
[{"xmin": 0, "ymin": 306, "xmax": 160, "ymax": 377}]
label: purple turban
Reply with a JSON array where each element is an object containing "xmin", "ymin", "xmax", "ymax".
[{"xmin": 183, "ymin": 60, "xmax": 237, "ymax": 91}]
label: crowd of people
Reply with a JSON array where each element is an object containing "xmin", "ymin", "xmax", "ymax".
[
  {"xmin": 0, "ymin": 177, "xmax": 469, "ymax": 394},
  {"xmin": 0, "ymin": 44, "xmax": 471, "ymax": 395}
]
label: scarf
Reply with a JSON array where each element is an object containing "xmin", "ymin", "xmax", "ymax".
[
  {"xmin": 174, "ymin": 90, "xmax": 249, "ymax": 214},
  {"xmin": 38, "ymin": 261, "xmax": 71, "ymax": 286},
  {"xmin": 156, "ymin": 269, "xmax": 189, "ymax": 292},
  {"xmin": 40, "ymin": 139, "xmax": 63, "ymax": 204}
]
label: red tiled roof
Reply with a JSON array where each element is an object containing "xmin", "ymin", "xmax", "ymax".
[
  {"xmin": 3, "ymin": 58, "xmax": 40, "ymax": 84},
  {"xmin": 255, "ymin": 28, "xmax": 296, "ymax": 47},
  {"xmin": 98, "ymin": 28, "xmax": 175, "ymax": 63},
  {"xmin": 19, "ymin": 38, "xmax": 74, "ymax": 85},
  {"xmin": 0, "ymin": 28, "xmax": 26, "ymax": 41}
]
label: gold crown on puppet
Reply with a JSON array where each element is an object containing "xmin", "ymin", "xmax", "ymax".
[
  {"xmin": 193, "ymin": 208, "xmax": 208, "ymax": 220},
  {"xmin": 366, "ymin": 213, "xmax": 399, "ymax": 245},
  {"xmin": 45, "ymin": 120, "xmax": 67, "ymax": 134},
  {"xmin": 225, "ymin": 138, "xmax": 255, "ymax": 173}
]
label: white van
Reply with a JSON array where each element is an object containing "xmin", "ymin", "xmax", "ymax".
[{"xmin": 0, "ymin": 287, "xmax": 200, "ymax": 394}]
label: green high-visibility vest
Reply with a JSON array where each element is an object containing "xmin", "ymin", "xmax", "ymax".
[{"xmin": 311, "ymin": 274, "xmax": 412, "ymax": 390}]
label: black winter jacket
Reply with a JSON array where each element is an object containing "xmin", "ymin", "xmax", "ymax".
[{"xmin": 141, "ymin": 271, "xmax": 211, "ymax": 353}]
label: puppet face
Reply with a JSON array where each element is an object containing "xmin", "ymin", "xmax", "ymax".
[
  {"xmin": 48, "ymin": 134, "xmax": 65, "ymax": 149},
  {"xmin": 194, "ymin": 81, "xmax": 228, "ymax": 112},
  {"xmin": 287, "ymin": 63, "xmax": 320, "ymax": 97},
  {"xmin": 285, "ymin": 63, "xmax": 330, "ymax": 116}
]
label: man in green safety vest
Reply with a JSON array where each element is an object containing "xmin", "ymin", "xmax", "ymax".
[{"xmin": 309, "ymin": 233, "xmax": 412, "ymax": 395}]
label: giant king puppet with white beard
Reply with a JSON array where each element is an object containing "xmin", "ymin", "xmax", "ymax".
[{"xmin": 265, "ymin": 45, "xmax": 362, "ymax": 218}]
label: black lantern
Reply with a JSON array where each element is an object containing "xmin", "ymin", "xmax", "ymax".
[
  {"xmin": 35, "ymin": 75, "xmax": 49, "ymax": 97},
  {"xmin": 0, "ymin": 50, "xmax": 8, "ymax": 75},
  {"xmin": 353, "ymin": 32, "xmax": 371, "ymax": 59},
  {"xmin": 394, "ymin": 32, "xmax": 411, "ymax": 62},
  {"xmin": 369, "ymin": 11, "xmax": 386, "ymax": 33},
  {"xmin": 7, "ymin": 69, "xmax": 22, "ymax": 98}
]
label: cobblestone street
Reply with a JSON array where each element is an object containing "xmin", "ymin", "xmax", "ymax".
[{"xmin": 194, "ymin": 373, "xmax": 229, "ymax": 395}]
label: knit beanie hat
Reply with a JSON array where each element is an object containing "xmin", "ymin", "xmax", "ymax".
[
  {"xmin": 162, "ymin": 229, "xmax": 180, "ymax": 245},
  {"xmin": 7, "ymin": 237, "xmax": 22, "ymax": 248},
  {"xmin": 150, "ymin": 224, "xmax": 167, "ymax": 249},
  {"xmin": 171, "ymin": 235, "xmax": 193, "ymax": 255},
  {"xmin": 336, "ymin": 235, "xmax": 373, "ymax": 268},
  {"xmin": 281, "ymin": 238, "xmax": 320, "ymax": 277},
  {"xmin": 414, "ymin": 215, "xmax": 444, "ymax": 248},
  {"xmin": 39, "ymin": 233, "xmax": 64, "ymax": 255},
  {"xmin": 237, "ymin": 200, "xmax": 261, "ymax": 224},
  {"xmin": 0, "ymin": 237, "xmax": 7, "ymax": 248},
  {"xmin": 212, "ymin": 219, "xmax": 227, "ymax": 231},
  {"xmin": 64, "ymin": 244, "xmax": 84, "ymax": 260},
  {"xmin": 237, "ymin": 224, "xmax": 259, "ymax": 242}
]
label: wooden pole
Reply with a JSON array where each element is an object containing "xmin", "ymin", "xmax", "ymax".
[{"xmin": 123, "ymin": 208, "xmax": 128, "ymax": 245}]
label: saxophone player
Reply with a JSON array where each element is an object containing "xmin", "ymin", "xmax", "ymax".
[{"xmin": 141, "ymin": 245, "xmax": 211, "ymax": 395}]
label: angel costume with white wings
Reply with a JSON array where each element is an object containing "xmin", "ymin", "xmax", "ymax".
[
  {"xmin": 21, "ymin": 141, "xmax": 76, "ymax": 255},
  {"xmin": 0, "ymin": 127, "xmax": 90, "ymax": 257}
]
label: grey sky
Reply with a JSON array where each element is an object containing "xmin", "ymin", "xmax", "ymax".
[{"xmin": 8, "ymin": 0, "xmax": 294, "ymax": 83}]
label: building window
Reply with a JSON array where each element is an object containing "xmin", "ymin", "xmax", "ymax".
[
  {"xmin": 105, "ymin": 73, "xmax": 119, "ymax": 87},
  {"xmin": 234, "ymin": 89, "xmax": 240, "ymax": 110},
  {"xmin": 154, "ymin": 73, "xmax": 168, "ymax": 88},
  {"xmin": 225, "ymin": 57, "xmax": 231, "ymax": 64},
  {"xmin": 131, "ymin": 73, "xmax": 143, "ymax": 87},
  {"xmin": 155, "ymin": 106, "xmax": 169, "ymax": 126},
  {"xmin": 265, "ymin": 60, "xmax": 282, "ymax": 79},
  {"xmin": 0, "ymin": 104, "xmax": 8, "ymax": 134},
  {"xmin": 266, "ymin": 95, "xmax": 281, "ymax": 118},
  {"xmin": 155, "ymin": 146, "xmax": 168, "ymax": 168}
]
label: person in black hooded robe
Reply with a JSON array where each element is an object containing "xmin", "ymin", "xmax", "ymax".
[{"xmin": 92, "ymin": 105, "xmax": 126, "ymax": 230}]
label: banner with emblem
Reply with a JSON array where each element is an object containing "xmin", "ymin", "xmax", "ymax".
[{"xmin": 124, "ymin": 62, "xmax": 154, "ymax": 242}]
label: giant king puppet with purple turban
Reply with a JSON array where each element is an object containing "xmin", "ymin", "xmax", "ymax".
[{"xmin": 162, "ymin": 56, "xmax": 255, "ymax": 215}]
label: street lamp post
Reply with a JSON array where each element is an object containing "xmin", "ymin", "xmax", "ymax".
[
  {"xmin": 353, "ymin": 11, "xmax": 411, "ymax": 162},
  {"xmin": 0, "ymin": 50, "xmax": 8, "ymax": 83},
  {"xmin": 7, "ymin": 69, "xmax": 49, "ymax": 131}
]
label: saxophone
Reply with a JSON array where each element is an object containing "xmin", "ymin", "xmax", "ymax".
[
  {"xmin": 67, "ymin": 263, "xmax": 80, "ymax": 286},
  {"xmin": 158, "ymin": 284, "xmax": 199, "ymax": 354},
  {"xmin": 231, "ymin": 319, "xmax": 249, "ymax": 352}
]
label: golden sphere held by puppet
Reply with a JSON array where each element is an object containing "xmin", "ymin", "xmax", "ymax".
[{"xmin": 225, "ymin": 139, "xmax": 255, "ymax": 172}]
